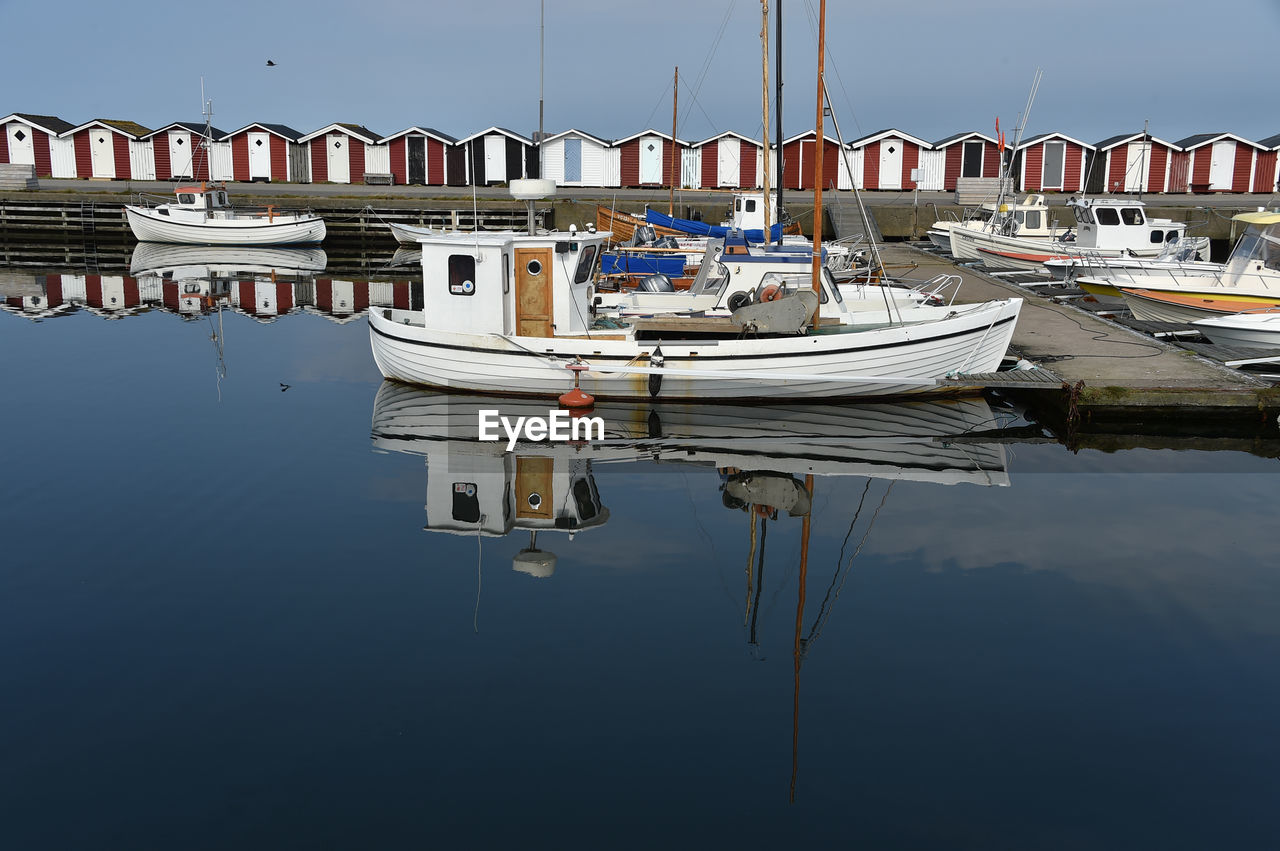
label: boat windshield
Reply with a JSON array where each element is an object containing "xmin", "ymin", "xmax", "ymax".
[
  {"xmin": 1229, "ymin": 224, "xmax": 1280, "ymax": 269},
  {"xmin": 690, "ymin": 257, "xmax": 729, "ymax": 296}
]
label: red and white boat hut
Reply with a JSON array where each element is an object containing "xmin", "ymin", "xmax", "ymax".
[
  {"xmin": 930, "ymin": 131, "xmax": 1000, "ymax": 191},
  {"xmin": 539, "ymin": 129, "xmax": 612, "ymax": 188},
  {"xmin": 692, "ymin": 131, "xmax": 762, "ymax": 190},
  {"xmin": 0, "ymin": 113, "xmax": 75, "ymax": 177},
  {"xmin": 1085, "ymin": 132, "xmax": 1180, "ymax": 194},
  {"xmin": 457, "ymin": 127, "xmax": 539, "ymax": 186},
  {"xmin": 779, "ymin": 131, "xmax": 844, "ymax": 190},
  {"xmin": 614, "ymin": 129, "xmax": 689, "ymax": 188},
  {"xmin": 1255, "ymin": 134, "xmax": 1280, "ymax": 194},
  {"xmin": 1173, "ymin": 133, "xmax": 1268, "ymax": 193},
  {"xmin": 64, "ymin": 119, "xmax": 153, "ymax": 180},
  {"xmin": 143, "ymin": 121, "xmax": 225, "ymax": 181},
  {"xmin": 847, "ymin": 129, "xmax": 932, "ymax": 191},
  {"xmin": 382, "ymin": 126, "xmax": 457, "ymax": 186},
  {"xmin": 299, "ymin": 123, "xmax": 383, "ymax": 184},
  {"xmin": 1014, "ymin": 133, "xmax": 1094, "ymax": 192},
  {"xmin": 221, "ymin": 123, "xmax": 304, "ymax": 183}
]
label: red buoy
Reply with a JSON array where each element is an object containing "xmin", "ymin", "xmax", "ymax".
[{"xmin": 559, "ymin": 361, "xmax": 595, "ymax": 409}]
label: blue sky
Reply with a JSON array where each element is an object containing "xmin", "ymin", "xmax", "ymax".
[{"xmin": 6, "ymin": 0, "xmax": 1278, "ymax": 144}]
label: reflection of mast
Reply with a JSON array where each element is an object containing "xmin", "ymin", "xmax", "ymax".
[
  {"xmin": 747, "ymin": 514, "xmax": 768, "ymax": 656},
  {"xmin": 208, "ymin": 301, "xmax": 226, "ymax": 400},
  {"xmin": 790, "ymin": 474, "xmax": 813, "ymax": 804}
]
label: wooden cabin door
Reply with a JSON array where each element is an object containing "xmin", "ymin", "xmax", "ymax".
[
  {"xmin": 90, "ymin": 130, "xmax": 115, "ymax": 178},
  {"xmin": 248, "ymin": 132, "xmax": 271, "ymax": 180},
  {"xmin": 1209, "ymin": 141, "xmax": 1234, "ymax": 190},
  {"xmin": 962, "ymin": 141, "xmax": 984, "ymax": 178},
  {"xmin": 327, "ymin": 134, "xmax": 350, "ymax": 183},
  {"xmin": 407, "ymin": 136, "xmax": 426, "ymax": 184},
  {"xmin": 169, "ymin": 132, "xmax": 192, "ymax": 178},
  {"xmin": 7, "ymin": 124, "xmax": 35, "ymax": 165},
  {"xmin": 515, "ymin": 457, "xmax": 554, "ymax": 520},
  {"xmin": 879, "ymin": 138, "xmax": 903, "ymax": 190},
  {"xmin": 514, "ymin": 247, "xmax": 553, "ymax": 337},
  {"xmin": 640, "ymin": 136, "xmax": 663, "ymax": 184},
  {"xmin": 1124, "ymin": 142, "xmax": 1151, "ymax": 192}
]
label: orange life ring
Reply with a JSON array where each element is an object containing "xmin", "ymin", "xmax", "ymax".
[{"xmin": 758, "ymin": 283, "xmax": 782, "ymax": 302}]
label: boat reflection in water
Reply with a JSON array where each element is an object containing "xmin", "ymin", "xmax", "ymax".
[{"xmin": 370, "ymin": 381, "xmax": 1010, "ymax": 573}]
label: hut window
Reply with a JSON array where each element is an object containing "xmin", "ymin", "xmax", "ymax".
[
  {"xmin": 573, "ymin": 245, "xmax": 599, "ymax": 284},
  {"xmin": 449, "ymin": 254, "xmax": 477, "ymax": 296},
  {"xmin": 176, "ymin": 137, "xmax": 185, "ymax": 146},
  {"xmin": 13, "ymin": 129, "xmax": 25, "ymax": 142},
  {"xmin": 1120, "ymin": 208, "xmax": 1144, "ymax": 226},
  {"xmin": 1094, "ymin": 207, "xmax": 1120, "ymax": 226}
]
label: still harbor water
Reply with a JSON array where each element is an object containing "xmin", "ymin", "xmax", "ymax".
[{"xmin": 2, "ymin": 249, "xmax": 1279, "ymax": 849}]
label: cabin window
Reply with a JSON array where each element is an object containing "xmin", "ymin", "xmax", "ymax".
[
  {"xmin": 573, "ymin": 244, "xmax": 598, "ymax": 284},
  {"xmin": 1094, "ymin": 207, "xmax": 1120, "ymax": 226},
  {"xmin": 451, "ymin": 483, "xmax": 481, "ymax": 523},
  {"xmin": 735, "ymin": 198, "xmax": 742, "ymax": 212},
  {"xmin": 1120, "ymin": 208, "xmax": 1144, "ymax": 225},
  {"xmin": 526, "ymin": 259, "xmax": 543, "ymax": 276},
  {"xmin": 410, "ymin": 282, "xmax": 424, "ymax": 311},
  {"xmin": 745, "ymin": 199, "xmax": 757, "ymax": 213},
  {"xmin": 1025, "ymin": 210, "xmax": 1041, "ymax": 230},
  {"xmin": 178, "ymin": 194, "xmax": 195, "ymax": 204},
  {"xmin": 449, "ymin": 254, "xmax": 476, "ymax": 296},
  {"xmin": 1150, "ymin": 231, "xmax": 1164, "ymax": 244},
  {"xmin": 1166, "ymin": 230, "xmax": 1178, "ymax": 243},
  {"xmin": 218, "ymin": 192, "xmax": 228, "ymax": 206}
]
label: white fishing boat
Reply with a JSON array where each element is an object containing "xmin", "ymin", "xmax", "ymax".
[
  {"xmin": 1043, "ymin": 239, "xmax": 1213, "ymax": 284},
  {"xmin": 1191, "ymin": 312, "xmax": 1280, "ymax": 349},
  {"xmin": 124, "ymin": 182, "xmax": 326, "ymax": 245},
  {"xmin": 388, "ymin": 221, "xmax": 438, "ymax": 245}
]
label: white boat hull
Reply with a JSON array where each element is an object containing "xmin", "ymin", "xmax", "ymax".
[
  {"xmin": 368, "ymin": 299, "xmax": 1023, "ymax": 401},
  {"xmin": 1191, "ymin": 313, "xmax": 1280, "ymax": 349},
  {"xmin": 124, "ymin": 205, "xmax": 326, "ymax": 245}
]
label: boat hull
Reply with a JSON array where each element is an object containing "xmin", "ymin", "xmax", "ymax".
[
  {"xmin": 367, "ymin": 299, "xmax": 1023, "ymax": 401},
  {"xmin": 1119, "ymin": 287, "xmax": 1280, "ymax": 323},
  {"xmin": 124, "ymin": 206, "xmax": 326, "ymax": 245},
  {"xmin": 1191, "ymin": 313, "xmax": 1280, "ymax": 348}
]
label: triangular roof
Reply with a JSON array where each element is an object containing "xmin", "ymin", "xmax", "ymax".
[
  {"xmin": 67, "ymin": 118, "xmax": 153, "ymax": 139},
  {"xmin": 297, "ymin": 122, "xmax": 382, "ymax": 144},
  {"xmin": 1, "ymin": 113, "xmax": 75, "ymax": 136},
  {"xmin": 142, "ymin": 121, "xmax": 227, "ymax": 140},
  {"xmin": 1016, "ymin": 132, "xmax": 1096, "ymax": 151},
  {"xmin": 539, "ymin": 128, "xmax": 611, "ymax": 147},
  {"xmin": 380, "ymin": 126, "xmax": 459, "ymax": 145},
  {"xmin": 1094, "ymin": 132, "xmax": 1178, "ymax": 151},
  {"xmin": 221, "ymin": 122, "xmax": 305, "ymax": 142},
  {"xmin": 611, "ymin": 128, "xmax": 690, "ymax": 146},
  {"xmin": 779, "ymin": 130, "xmax": 841, "ymax": 146},
  {"xmin": 456, "ymin": 126, "xmax": 534, "ymax": 145},
  {"xmin": 848, "ymin": 128, "xmax": 933, "ymax": 149},
  {"xmin": 691, "ymin": 130, "xmax": 762, "ymax": 149},
  {"xmin": 933, "ymin": 131, "xmax": 997, "ymax": 148},
  {"xmin": 1257, "ymin": 133, "xmax": 1280, "ymax": 150},
  {"xmin": 1175, "ymin": 132, "xmax": 1262, "ymax": 150}
]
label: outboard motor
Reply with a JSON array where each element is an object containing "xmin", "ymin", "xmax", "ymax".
[
  {"xmin": 638, "ymin": 273, "xmax": 676, "ymax": 293},
  {"xmin": 653, "ymin": 235, "xmax": 680, "ymax": 249},
  {"xmin": 634, "ymin": 225, "xmax": 657, "ymax": 245}
]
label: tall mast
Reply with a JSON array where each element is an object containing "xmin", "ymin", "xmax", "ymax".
[
  {"xmin": 775, "ymin": 0, "xmax": 784, "ymax": 226},
  {"xmin": 809, "ymin": 0, "xmax": 826, "ymax": 320},
  {"xmin": 761, "ymin": 1, "xmax": 771, "ymax": 243},
  {"xmin": 669, "ymin": 66, "xmax": 679, "ymax": 216},
  {"xmin": 538, "ymin": 0, "xmax": 544, "ymax": 143}
]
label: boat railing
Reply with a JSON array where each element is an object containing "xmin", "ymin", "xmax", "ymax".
[
  {"xmin": 907, "ymin": 273, "xmax": 963, "ymax": 305},
  {"xmin": 129, "ymin": 192, "xmax": 175, "ymax": 208}
]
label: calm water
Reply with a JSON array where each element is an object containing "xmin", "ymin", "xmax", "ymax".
[{"xmin": 2, "ymin": 253, "xmax": 1279, "ymax": 849}]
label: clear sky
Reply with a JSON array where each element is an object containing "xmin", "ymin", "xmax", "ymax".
[{"xmin": 6, "ymin": 0, "xmax": 1278, "ymax": 145}]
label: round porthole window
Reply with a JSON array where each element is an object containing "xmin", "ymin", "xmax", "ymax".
[
  {"xmin": 528, "ymin": 492, "xmax": 542, "ymax": 510},
  {"xmin": 526, "ymin": 259, "xmax": 543, "ymax": 276}
]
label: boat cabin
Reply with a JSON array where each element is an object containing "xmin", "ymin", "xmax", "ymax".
[
  {"xmin": 173, "ymin": 184, "xmax": 230, "ymax": 211},
  {"xmin": 726, "ymin": 192, "xmax": 779, "ymax": 232},
  {"xmin": 1223, "ymin": 212, "xmax": 1280, "ymax": 279},
  {"xmin": 1067, "ymin": 198, "xmax": 1187, "ymax": 251}
]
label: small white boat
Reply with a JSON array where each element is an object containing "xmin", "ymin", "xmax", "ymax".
[
  {"xmin": 388, "ymin": 221, "xmax": 438, "ymax": 244},
  {"xmin": 1191, "ymin": 312, "xmax": 1280, "ymax": 349},
  {"xmin": 124, "ymin": 183, "xmax": 326, "ymax": 245}
]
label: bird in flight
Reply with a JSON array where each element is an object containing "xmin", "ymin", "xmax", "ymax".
[{"xmin": 266, "ymin": 60, "xmax": 277, "ymax": 67}]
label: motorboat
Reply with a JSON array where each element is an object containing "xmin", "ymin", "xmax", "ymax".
[
  {"xmin": 124, "ymin": 183, "xmax": 326, "ymax": 245},
  {"xmin": 1191, "ymin": 311, "xmax": 1280, "ymax": 349}
]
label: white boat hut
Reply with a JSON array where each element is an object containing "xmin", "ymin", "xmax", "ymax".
[
  {"xmin": 457, "ymin": 127, "xmax": 539, "ymax": 186},
  {"xmin": 222, "ymin": 123, "xmax": 305, "ymax": 183},
  {"xmin": 1, "ymin": 113, "xmax": 75, "ymax": 177},
  {"xmin": 1086, "ymin": 132, "xmax": 1180, "ymax": 195},
  {"xmin": 299, "ymin": 123, "xmax": 384, "ymax": 184},
  {"xmin": 1174, "ymin": 133, "xmax": 1268, "ymax": 193},
  {"xmin": 930, "ymin": 132, "xmax": 1000, "ymax": 191},
  {"xmin": 539, "ymin": 129, "xmax": 612, "ymax": 188},
  {"xmin": 382, "ymin": 126, "xmax": 457, "ymax": 186},
  {"xmin": 65, "ymin": 119, "xmax": 154, "ymax": 180},
  {"xmin": 143, "ymin": 121, "xmax": 225, "ymax": 181},
  {"xmin": 1013, "ymin": 133, "xmax": 1094, "ymax": 193},
  {"xmin": 847, "ymin": 129, "xmax": 932, "ymax": 191},
  {"xmin": 692, "ymin": 131, "xmax": 762, "ymax": 190}
]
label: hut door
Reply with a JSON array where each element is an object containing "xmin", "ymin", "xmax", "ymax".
[
  {"xmin": 484, "ymin": 136, "xmax": 506, "ymax": 183},
  {"xmin": 962, "ymin": 141, "xmax": 984, "ymax": 178},
  {"xmin": 90, "ymin": 130, "xmax": 115, "ymax": 178},
  {"xmin": 514, "ymin": 247, "xmax": 553, "ymax": 337},
  {"xmin": 6, "ymin": 124, "xmax": 35, "ymax": 165},
  {"xmin": 407, "ymin": 137, "xmax": 426, "ymax": 184},
  {"xmin": 1209, "ymin": 140, "xmax": 1234, "ymax": 190},
  {"xmin": 169, "ymin": 132, "xmax": 192, "ymax": 178},
  {"xmin": 290, "ymin": 143, "xmax": 308, "ymax": 183},
  {"xmin": 248, "ymin": 132, "xmax": 272, "ymax": 180},
  {"xmin": 1124, "ymin": 142, "xmax": 1151, "ymax": 192},
  {"xmin": 879, "ymin": 138, "xmax": 903, "ymax": 190},
  {"xmin": 563, "ymin": 138, "xmax": 582, "ymax": 183},
  {"xmin": 717, "ymin": 139, "xmax": 739, "ymax": 187},
  {"xmin": 639, "ymin": 136, "xmax": 663, "ymax": 184},
  {"xmin": 515, "ymin": 457, "xmax": 554, "ymax": 520},
  {"xmin": 327, "ymin": 134, "xmax": 350, "ymax": 183}
]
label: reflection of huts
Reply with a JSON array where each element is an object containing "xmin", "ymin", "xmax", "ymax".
[
  {"xmin": 614, "ymin": 129, "xmax": 689, "ymax": 188},
  {"xmin": 1013, "ymin": 133, "xmax": 1094, "ymax": 192},
  {"xmin": 930, "ymin": 132, "xmax": 1001, "ymax": 191},
  {"xmin": 692, "ymin": 131, "xmax": 761, "ymax": 190},
  {"xmin": 848, "ymin": 129, "xmax": 931, "ymax": 191},
  {"xmin": 65, "ymin": 119, "xmax": 153, "ymax": 180},
  {"xmin": 222, "ymin": 123, "xmax": 305, "ymax": 183},
  {"xmin": 299, "ymin": 123, "xmax": 383, "ymax": 184},
  {"xmin": 0, "ymin": 113, "xmax": 75, "ymax": 177},
  {"xmin": 779, "ymin": 131, "xmax": 843, "ymax": 190},
  {"xmin": 539, "ymin": 129, "xmax": 612, "ymax": 187},
  {"xmin": 381, "ymin": 127, "xmax": 457, "ymax": 186},
  {"xmin": 457, "ymin": 127, "xmax": 539, "ymax": 185},
  {"xmin": 1085, "ymin": 133, "xmax": 1180, "ymax": 195},
  {"xmin": 143, "ymin": 122, "xmax": 225, "ymax": 181},
  {"xmin": 1173, "ymin": 133, "xmax": 1267, "ymax": 193}
]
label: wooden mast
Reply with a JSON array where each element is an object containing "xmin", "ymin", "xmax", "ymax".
[
  {"xmin": 669, "ymin": 66, "xmax": 679, "ymax": 216},
  {"xmin": 809, "ymin": 0, "xmax": 826, "ymax": 323},
  {"xmin": 760, "ymin": 1, "xmax": 771, "ymax": 243}
]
